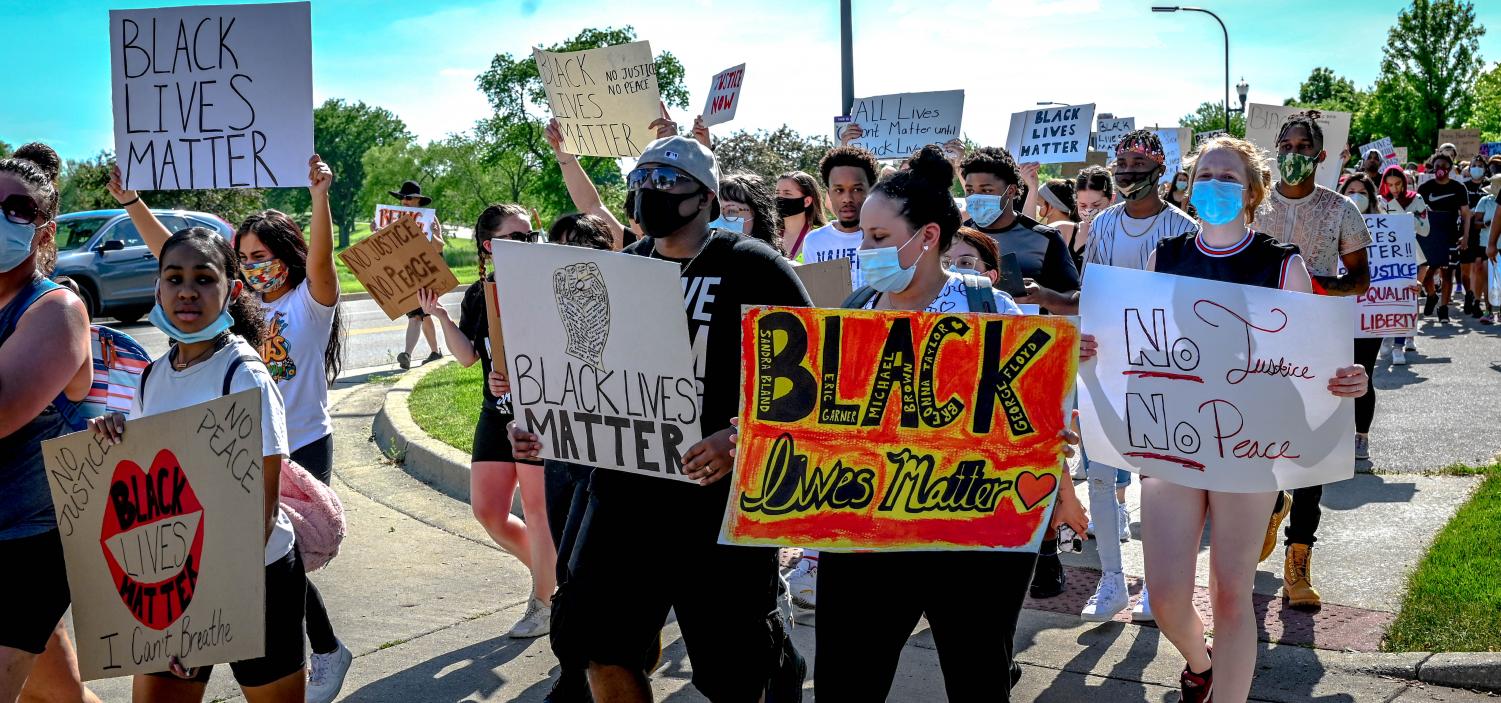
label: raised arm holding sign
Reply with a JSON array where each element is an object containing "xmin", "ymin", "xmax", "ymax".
[{"xmin": 700, "ymin": 63, "xmax": 745, "ymax": 127}]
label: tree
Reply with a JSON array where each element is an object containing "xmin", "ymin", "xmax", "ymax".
[
  {"xmin": 1287, "ymin": 68, "xmax": 1364, "ymax": 111},
  {"xmin": 715, "ymin": 126, "xmax": 833, "ymax": 185},
  {"xmin": 0, "ymin": 140, "xmax": 11, "ymax": 159},
  {"xmin": 307, "ymin": 99, "xmax": 412, "ymax": 246},
  {"xmin": 1470, "ymin": 62, "xmax": 1501, "ymax": 141},
  {"xmin": 56, "ymin": 150, "xmax": 265, "ymax": 222},
  {"xmin": 58, "ymin": 153, "xmax": 115, "ymax": 213},
  {"xmin": 1371, "ymin": 0, "xmax": 1484, "ymax": 158},
  {"xmin": 1179, "ymin": 101, "xmax": 1245, "ymax": 139}
]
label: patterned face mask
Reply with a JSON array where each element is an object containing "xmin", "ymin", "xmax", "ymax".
[
  {"xmin": 1277, "ymin": 153, "xmax": 1317, "ymax": 185},
  {"xmin": 242, "ymin": 258, "xmax": 289, "ymax": 293}
]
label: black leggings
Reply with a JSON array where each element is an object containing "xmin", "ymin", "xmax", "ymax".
[
  {"xmin": 1354, "ymin": 337, "xmax": 1381, "ymax": 434},
  {"xmin": 291, "ymin": 434, "xmax": 339, "ymax": 654}
]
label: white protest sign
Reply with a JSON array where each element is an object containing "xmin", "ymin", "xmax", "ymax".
[
  {"xmin": 534, "ymin": 41, "xmax": 660, "ymax": 157},
  {"xmin": 1005, "ymin": 103, "xmax": 1095, "ymax": 165},
  {"xmin": 1245, "ymin": 103, "xmax": 1352, "ymax": 190},
  {"xmin": 1155, "ymin": 127, "xmax": 1193, "ymax": 184},
  {"xmin": 111, "ymin": 2, "xmax": 312, "ymax": 191},
  {"xmin": 700, "ymin": 63, "xmax": 745, "ymax": 127},
  {"xmin": 490, "ymin": 240, "xmax": 702, "ymax": 479},
  {"xmin": 1077, "ymin": 266, "xmax": 1356, "ymax": 493},
  {"xmin": 1356, "ymin": 213, "xmax": 1420, "ymax": 338},
  {"xmin": 374, "ymin": 204, "xmax": 439, "ymax": 240},
  {"xmin": 43, "ymin": 390, "xmax": 267, "ymax": 679},
  {"xmin": 1095, "ymin": 116, "xmax": 1136, "ymax": 155},
  {"xmin": 1359, "ymin": 137, "xmax": 1401, "ymax": 170},
  {"xmin": 846, "ymin": 90, "xmax": 964, "ymax": 159}
]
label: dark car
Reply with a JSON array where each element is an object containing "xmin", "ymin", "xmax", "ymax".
[{"xmin": 52, "ymin": 209, "xmax": 235, "ymax": 322}]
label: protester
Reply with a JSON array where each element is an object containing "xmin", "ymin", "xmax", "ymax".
[
  {"xmin": 1164, "ymin": 170, "xmax": 1192, "ymax": 211},
  {"xmin": 716, "ymin": 173, "xmax": 786, "ymax": 255},
  {"xmin": 1377, "ymin": 165, "xmax": 1431, "ymax": 363},
  {"xmin": 546, "ymin": 118, "xmax": 633, "ymax": 249},
  {"xmin": 1341, "ymin": 173, "xmax": 1380, "ymax": 216},
  {"xmin": 509, "ymin": 135, "xmax": 811, "ymax": 702},
  {"xmin": 90, "ymin": 228, "xmax": 307, "ymax": 702},
  {"xmin": 1361, "ymin": 149, "xmax": 1385, "ymax": 183},
  {"xmin": 803, "ymin": 145, "xmax": 880, "ymax": 287},
  {"xmin": 1136, "ymin": 134, "xmax": 1368, "ymax": 703},
  {"xmin": 1036, "ymin": 178, "xmax": 1081, "ymax": 254},
  {"xmin": 1417, "ymin": 153, "xmax": 1472, "ymax": 322},
  {"xmin": 1487, "ymin": 174, "xmax": 1501, "ymax": 272},
  {"xmin": 1460, "ymin": 156, "xmax": 1490, "ymax": 319},
  {"xmin": 942, "ymin": 225, "xmax": 1003, "ymax": 286},
  {"xmin": 1070, "ymin": 166, "xmax": 1115, "ymax": 268},
  {"xmin": 418, "ymin": 204, "xmax": 555, "ymax": 640},
  {"xmin": 386, "ymin": 181, "xmax": 445, "ymax": 368},
  {"xmin": 0, "ymin": 148, "xmax": 93, "ymax": 703},
  {"xmin": 776, "ymin": 171, "xmax": 827, "ymax": 258},
  {"xmin": 809, "ymin": 145, "xmax": 1090, "ymax": 701}
]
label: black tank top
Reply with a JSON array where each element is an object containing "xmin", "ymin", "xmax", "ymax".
[{"xmin": 1153, "ymin": 230, "xmax": 1300, "ymax": 290}]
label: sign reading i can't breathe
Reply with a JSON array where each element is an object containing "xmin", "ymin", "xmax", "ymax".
[
  {"xmin": 42, "ymin": 390, "xmax": 267, "ymax": 680},
  {"xmin": 534, "ymin": 41, "xmax": 661, "ymax": 158},
  {"xmin": 110, "ymin": 2, "xmax": 313, "ymax": 191},
  {"xmin": 1005, "ymin": 103, "xmax": 1096, "ymax": 164}
]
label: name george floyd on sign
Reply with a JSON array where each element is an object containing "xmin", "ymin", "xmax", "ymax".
[
  {"xmin": 1077, "ymin": 266, "xmax": 1356, "ymax": 493},
  {"xmin": 721, "ymin": 307, "xmax": 1079, "ymax": 552},
  {"xmin": 490, "ymin": 240, "xmax": 703, "ymax": 479},
  {"xmin": 110, "ymin": 2, "xmax": 313, "ymax": 191},
  {"xmin": 1005, "ymin": 103, "xmax": 1096, "ymax": 165},
  {"xmin": 846, "ymin": 90, "xmax": 965, "ymax": 159},
  {"xmin": 337, "ymin": 217, "xmax": 459, "ymax": 320},
  {"xmin": 1356, "ymin": 214, "xmax": 1419, "ymax": 338},
  {"xmin": 534, "ymin": 41, "xmax": 661, "ymax": 158},
  {"xmin": 43, "ymin": 390, "xmax": 267, "ymax": 680}
]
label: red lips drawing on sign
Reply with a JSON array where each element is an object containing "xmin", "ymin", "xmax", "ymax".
[{"xmin": 100, "ymin": 449, "xmax": 205, "ymax": 630}]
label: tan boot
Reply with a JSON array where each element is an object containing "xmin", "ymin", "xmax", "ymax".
[
  {"xmin": 1260, "ymin": 491, "xmax": 1292, "ymax": 562},
  {"xmin": 1284, "ymin": 543, "xmax": 1322, "ymax": 610}
]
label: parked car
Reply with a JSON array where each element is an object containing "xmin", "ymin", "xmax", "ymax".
[{"xmin": 52, "ymin": 209, "xmax": 235, "ymax": 323}]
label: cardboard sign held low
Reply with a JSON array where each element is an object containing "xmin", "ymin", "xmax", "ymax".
[
  {"xmin": 43, "ymin": 390, "xmax": 267, "ymax": 679},
  {"xmin": 338, "ymin": 217, "xmax": 459, "ymax": 320},
  {"xmin": 793, "ymin": 258, "xmax": 855, "ymax": 308}
]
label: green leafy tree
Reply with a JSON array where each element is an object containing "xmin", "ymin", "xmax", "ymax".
[
  {"xmin": 0, "ymin": 140, "xmax": 11, "ymax": 159},
  {"xmin": 55, "ymin": 151, "xmax": 265, "ymax": 222},
  {"xmin": 58, "ymin": 153, "xmax": 116, "ymax": 213},
  {"xmin": 1283, "ymin": 68, "xmax": 1373, "ymax": 161},
  {"xmin": 1470, "ymin": 62, "xmax": 1501, "ymax": 141},
  {"xmin": 714, "ymin": 126, "xmax": 833, "ymax": 186},
  {"xmin": 1366, "ymin": 0, "xmax": 1484, "ymax": 160},
  {"xmin": 302, "ymin": 99, "xmax": 412, "ymax": 246},
  {"xmin": 1179, "ymin": 101, "xmax": 1245, "ymax": 139}
]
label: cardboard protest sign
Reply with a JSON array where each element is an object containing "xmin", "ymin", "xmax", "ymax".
[
  {"xmin": 846, "ymin": 90, "xmax": 964, "ymax": 159},
  {"xmin": 489, "ymin": 240, "xmax": 702, "ymax": 479},
  {"xmin": 1077, "ymin": 266, "xmax": 1355, "ymax": 493},
  {"xmin": 110, "ymin": 2, "xmax": 312, "ymax": 191},
  {"xmin": 700, "ymin": 63, "xmax": 745, "ymax": 127},
  {"xmin": 793, "ymin": 258, "xmax": 855, "ymax": 308},
  {"xmin": 482, "ymin": 281, "xmax": 507, "ymax": 374},
  {"xmin": 1005, "ymin": 103, "xmax": 1095, "ymax": 165},
  {"xmin": 337, "ymin": 217, "xmax": 459, "ymax": 320},
  {"xmin": 1394, "ymin": 146, "xmax": 1409, "ymax": 163},
  {"xmin": 1246, "ymin": 103, "xmax": 1352, "ymax": 189},
  {"xmin": 534, "ymin": 41, "xmax": 660, "ymax": 157},
  {"xmin": 374, "ymin": 204, "xmax": 439, "ymax": 240},
  {"xmin": 1438, "ymin": 128, "xmax": 1481, "ymax": 159},
  {"xmin": 1155, "ymin": 127, "xmax": 1193, "ymax": 184},
  {"xmin": 1095, "ymin": 116, "xmax": 1136, "ymax": 155},
  {"xmin": 833, "ymin": 116, "xmax": 853, "ymax": 143},
  {"xmin": 1359, "ymin": 137, "xmax": 1401, "ymax": 169},
  {"xmin": 1194, "ymin": 129, "xmax": 1227, "ymax": 147},
  {"xmin": 721, "ymin": 307, "xmax": 1078, "ymax": 551},
  {"xmin": 1356, "ymin": 214, "xmax": 1420, "ymax": 338},
  {"xmin": 43, "ymin": 390, "xmax": 267, "ymax": 679}
]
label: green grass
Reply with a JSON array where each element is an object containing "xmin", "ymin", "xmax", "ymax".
[
  {"xmin": 408, "ymin": 361, "xmax": 483, "ymax": 454},
  {"xmin": 1384, "ymin": 463, "xmax": 1501, "ymax": 652},
  {"xmin": 334, "ymin": 221, "xmax": 481, "ymax": 294}
]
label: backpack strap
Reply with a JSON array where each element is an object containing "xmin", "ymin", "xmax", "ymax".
[
  {"xmin": 222, "ymin": 355, "xmax": 246, "ymax": 395},
  {"xmin": 0, "ymin": 277, "xmax": 61, "ymax": 346},
  {"xmin": 839, "ymin": 286, "xmax": 879, "ymax": 310},
  {"xmin": 961, "ymin": 274, "xmax": 998, "ymax": 313}
]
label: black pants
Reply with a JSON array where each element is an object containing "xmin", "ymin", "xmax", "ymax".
[
  {"xmin": 291, "ymin": 434, "xmax": 339, "ymax": 654},
  {"xmin": 815, "ymin": 550, "xmax": 1037, "ymax": 702},
  {"xmin": 1354, "ymin": 337, "xmax": 1380, "ymax": 434}
]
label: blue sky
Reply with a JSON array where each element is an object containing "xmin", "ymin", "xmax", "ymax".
[{"xmin": 8, "ymin": 0, "xmax": 1501, "ymax": 162}]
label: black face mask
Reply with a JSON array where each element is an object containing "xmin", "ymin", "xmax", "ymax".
[
  {"xmin": 636, "ymin": 188, "xmax": 705, "ymax": 237},
  {"xmin": 775, "ymin": 196, "xmax": 807, "ymax": 217}
]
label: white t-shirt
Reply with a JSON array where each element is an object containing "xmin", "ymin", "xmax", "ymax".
[
  {"xmin": 864, "ymin": 270, "xmax": 1024, "ymax": 314},
  {"xmin": 131, "ymin": 338, "xmax": 296, "ymax": 566},
  {"xmin": 259, "ymin": 280, "xmax": 336, "ymax": 451},
  {"xmin": 1477, "ymin": 194, "xmax": 1497, "ymax": 226},
  {"xmin": 1083, "ymin": 202, "xmax": 1199, "ymax": 271},
  {"xmin": 798, "ymin": 223, "xmax": 864, "ymax": 288}
]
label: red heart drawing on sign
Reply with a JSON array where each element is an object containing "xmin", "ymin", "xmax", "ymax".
[
  {"xmin": 1015, "ymin": 471, "xmax": 1057, "ymax": 512},
  {"xmin": 99, "ymin": 449, "xmax": 205, "ymax": 631}
]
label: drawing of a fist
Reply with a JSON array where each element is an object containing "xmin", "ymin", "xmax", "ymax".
[{"xmin": 554, "ymin": 262, "xmax": 610, "ymax": 369}]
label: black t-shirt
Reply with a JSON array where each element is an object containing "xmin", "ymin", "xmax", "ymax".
[
  {"xmin": 457, "ymin": 275, "xmax": 511, "ymax": 416},
  {"xmin": 1419, "ymin": 178, "xmax": 1470, "ymax": 238},
  {"xmin": 969, "ymin": 214, "xmax": 1081, "ymax": 294},
  {"xmin": 1465, "ymin": 180, "xmax": 1486, "ymax": 208},
  {"xmin": 1154, "ymin": 231, "xmax": 1299, "ymax": 289}
]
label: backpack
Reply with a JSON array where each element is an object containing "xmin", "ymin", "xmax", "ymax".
[
  {"xmin": 55, "ymin": 326, "xmax": 151, "ymax": 431},
  {"xmin": 839, "ymin": 273, "xmax": 999, "ymax": 313}
]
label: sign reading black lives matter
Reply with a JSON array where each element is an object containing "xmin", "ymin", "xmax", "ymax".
[
  {"xmin": 1005, "ymin": 103, "xmax": 1096, "ymax": 165},
  {"xmin": 489, "ymin": 240, "xmax": 702, "ymax": 479},
  {"xmin": 42, "ymin": 390, "xmax": 267, "ymax": 679},
  {"xmin": 110, "ymin": 2, "xmax": 313, "ymax": 191},
  {"xmin": 534, "ymin": 41, "xmax": 662, "ymax": 158}
]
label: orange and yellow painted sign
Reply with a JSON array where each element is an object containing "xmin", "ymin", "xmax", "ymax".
[{"xmin": 721, "ymin": 306, "xmax": 1079, "ymax": 551}]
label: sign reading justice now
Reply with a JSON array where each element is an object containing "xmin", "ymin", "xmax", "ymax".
[
  {"xmin": 721, "ymin": 307, "xmax": 1078, "ymax": 552},
  {"xmin": 110, "ymin": 2, "xmax": 313, "ymax": 191}
]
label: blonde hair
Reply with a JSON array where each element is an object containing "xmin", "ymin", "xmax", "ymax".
[{"xmin": 1185, "ymin": 135, "xmax": 1272, "ymax": 225}]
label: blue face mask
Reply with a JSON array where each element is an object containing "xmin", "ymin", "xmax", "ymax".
[
  {"xmin": 148, "ymin": 281, "xmax": 236, "ymax": 344},
  {"xmin": 1189, "ymin": 180, "xmax": 1245, "ymax": 226},
  {"xmin": 0, "ymin": 219, "xmax": 38, "ymax": 273},
  {"xmin": 707, "ymin": 214, "xmax": 747, "ymax": 233},
  {"xmin": 966, "ymin": 193, "xmax": 1007, "ymax": 228},
  {"xmin": 857, "ymin": 233, "xmax": 928, "ymax": 294}
]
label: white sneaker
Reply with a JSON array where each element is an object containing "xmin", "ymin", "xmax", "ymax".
[
  {"xmin": 507, "ymin": 596, "xmax": 551, "ymax": 638},
  {"xmin": 1080, "ymin": 571, "xmax": 1130, "ymax": 622},
  {"xmin": 1132, "ymin": 583, "xmax": 1155, "ymax": 622},
  {"xmin": 1378, "ymin": 339, "xmax": 1392, "ymax": 361},
  {"xmin": 1404, "ymin": 337, "xmax": 1418, "ymax": 352},
  {"xmin": 1355, "ymin": 433, "xmax": 1370, "ymax": 461},
  {"xmin": 1392, "ymin": 348, "xmax": 1408, "ymax": 365},
  {"xmin": 787, "ymin": 558, "xmax": 818, "ymax": 610},
  {"xmin": 1117, "ymin": 503, "xmax": 1131, "ymax": 542},
  {"xmin": 306, "ymin": 641, "xmax": 352, "ymax": 703}
]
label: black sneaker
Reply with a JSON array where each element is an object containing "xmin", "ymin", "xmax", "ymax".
[
  {"xmin": 1029, "ymin": 548, "xmax": 1065, "ymax": 598},
  {"xmin": 543, "ymin": 669, "xmax": 593, "ymax": 703},
  {"xmin": 1438, "ymin": 305, "xmax": 1451, "ymax": 323},
  {"xmin": 397, "ymin": 351, "xmax": 411, "ymax": 369},
  {"xmin": 1423, "ymin": 296, "xmax": 1437, "ymax": 317}
]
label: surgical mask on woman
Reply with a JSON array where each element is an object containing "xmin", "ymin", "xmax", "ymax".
[
  {"xmin": 857, "ymin": 233, "xmax": 929, "ymax": 294},
  {"xmin": 1189, "ymin": 180, "xmax": 1245, "ymax": 226},
  {"xmin": 1347, "ymin": 192, "xmax": 1370, "ymax": 212}
]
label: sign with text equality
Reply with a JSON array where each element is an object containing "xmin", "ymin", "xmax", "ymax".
[
  {"xmin": 534, "ymin": 41, "xmax": 660, "ymax": 158},
  {"xmin": 1077, "ymin": 266, "xmax": 1355, "ymax": 493},
  {"xmin": 111, "ymin": 2, "xmax": 312, "ymax": 191},
  {"xmin": 490, "ymin": 240, "xmax": 702, "ymax": 479},
  {"xmin": 1360, "ymin": 137, "xmax": 1401, "ymax": 169},
  {"xmin": 1246, "ymin": 103, "xmax": 1352, "ymax": 190},
  {"xmin": 1438, "ymin": 129, "xmax": 1481, "ymax": 159},
  {"xmin": 721, "ymin": 307, "xmax": 1079, "ymax": 551},
  {"xmin": 337, "ymin": 217, "xmax": 458, "ymax": 320},
  {"xmin": 43, "ymin": 390, "xmax": 267, "ymax": 679},
  {"xmin": 847, "ymin": 90, "xmax": 964, "ymax": 159},
  {"xmin": 1005, "ymin": 103, "xmax": 1095, "ymax": 165},
  {"xmin": 374, "ymin": 204, "xmax": 439, "ymax": 240},
  {"xmin": 1356, "ymin": 214, "xmax": 1419, "ymax": 338},
  {"xmin": 1155, "ymin": 127, "xmax": 1192, "ymax": 184},
  {"xmin": 1095, "ymin": 116, "xmax": 1136, "ymax": 155},
  {"xmin": 700, "ymin": 63, "xmax": 746, "ymax": 127}
]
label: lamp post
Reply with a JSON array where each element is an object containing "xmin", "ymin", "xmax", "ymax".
[
  {"xmin": 840, "ymin": 0, "xmax": 854, "ymax": 117},
  {"xmin": 1037, "ymin": 101, "xmax": 1068, "ymax": 107},
  {"xmin": 1153, "ymin": 6, "xmax": 1231, "ymax": 132},
  {"xmin": 1232, "ymin": 77, "xmax": 1249, "ymax": 117}
]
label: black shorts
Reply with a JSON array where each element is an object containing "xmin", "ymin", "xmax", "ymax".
[
  {"xmin": 553, "ymin": 473, "xmax": 781, "ymax": 702},
  {"xmin": 148, "ymin": 547, "xmax": 307, "ymax": 687},
  {"xmin": 472, "ymin": 409, "xmax": 541, "ymax": 465},
  {"xmin": 0, "ymin": 529, "xmax": 71, "ymax": 653},
  {"xmin": 1418, "ymin": 231, "xmax": 1456, "ymax": 269},
  {"xmin": 291, "ymin": 433, "xmax": 334, "ymax": 485},
  {"xmin": 1460, "ymin": 228, "xmax": 1485, "ymax": 263}
]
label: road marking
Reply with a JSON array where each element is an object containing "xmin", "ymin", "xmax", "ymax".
[{"xmin": 350, "ymin": 324, "xmax": 408, "ymax": 336}]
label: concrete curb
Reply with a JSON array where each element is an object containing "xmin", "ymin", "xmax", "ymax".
[{"xmin": 1411, "ymin": 653, "xmax": 1501, "ymax": 693}]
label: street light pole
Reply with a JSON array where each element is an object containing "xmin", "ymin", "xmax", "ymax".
[
  {"xmin": 1153, "ymin": 6, "xmax": 1231, "ymax": 133},
  {"xmin": 840, "ymin": 0, "xmax": 854, "ymax": 116}
]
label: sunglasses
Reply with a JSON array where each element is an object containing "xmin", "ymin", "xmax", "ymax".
[
  {"xmin": 627, "ymin": 166, "xmax": 696, "ymax": 191},
  {"xmin": 1, "ymin": 193, "xmax": 45, "ymax": 226},
  {"xmin": 480, "ymin": 230, "xmax": 543, "ymax": 246}
]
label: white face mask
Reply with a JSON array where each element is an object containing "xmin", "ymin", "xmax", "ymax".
[
  {"xmin": 1348, "ymin": 192, "xmax": 1370, "ymax": 212},
  {"xmin": 857, "ymin": 232, "xmax": 928, "ymax": 294},
  {"xmin": 966, "ymin": 193, "xmax": 1007, "ymax": 228}
]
